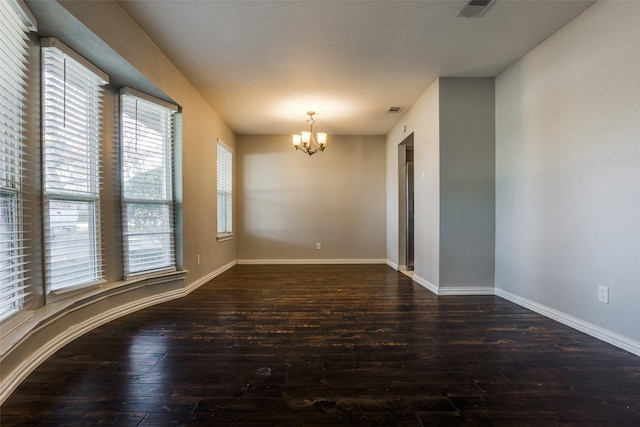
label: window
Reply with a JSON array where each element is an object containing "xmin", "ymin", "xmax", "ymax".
[
  {"xmin": 42, "ymin": 38, "xmax": 108, "ymax": 291},
  {"xmin": 217, "ymin": 140, "xmax": 232, "ymax": 238},
  {"xmin": 120, "ymin": 88, "xmax": 177, "ymax": 276},
  {"xmin": 0, "ymin": 0, "xmax": 36, "ymax": 321}
]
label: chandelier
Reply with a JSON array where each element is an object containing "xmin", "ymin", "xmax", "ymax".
[{"xmin": 292, "ymin": 111, "xmax": 327, "ymax": 156}]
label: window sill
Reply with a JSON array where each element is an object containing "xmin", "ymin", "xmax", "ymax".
[
  {"xmin": 217, "ymin": 232, "xmax": 235, "ymax": 242},
  {"xmin": 1, "ymin": 270, "xmax": 187, "ymax": 358},
  {"xmin": 123, "ymin": 268, "xmax": 177, "ymax": 283},
  {"xmin": 48, "ymin": 279, "xmax": 107, "ymax": 299},
  {"xmin": 46, "ymin": 271, "xmax": 186, "ymax": 304},
  {"xmin": 0, "ymin": 310, "xmax": 35, "ymax": 341}
]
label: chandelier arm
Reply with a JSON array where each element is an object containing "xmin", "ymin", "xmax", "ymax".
[{"xmin": 295, "ymin": 143, "xmax": 325, "ymax": 156}]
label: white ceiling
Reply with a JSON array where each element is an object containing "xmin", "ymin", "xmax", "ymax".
[{"xmin": 116, "ymin": 0, "xmax": 595, "ymax": 136}]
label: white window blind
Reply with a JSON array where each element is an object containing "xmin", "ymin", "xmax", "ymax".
[
  {"xmin": 217, "ymin": 140, "xmax": 232, "ymax": 234},
  {"xmin": 0, "ymin": 0, "xmax": 36, "ymax": 321},
  {"xmin": 42, "ymin": 38, "xmax": 108, "ymax": 291},
  {"xmin": 120, "ymin": 88, "xmax": 177, "ymax": 276}
]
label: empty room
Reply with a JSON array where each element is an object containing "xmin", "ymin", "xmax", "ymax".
[{"xmin": 1, "ymin": 0, "xmax": 639, "ymax": 424}]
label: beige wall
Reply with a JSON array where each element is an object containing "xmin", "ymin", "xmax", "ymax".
[
  {"xmin": 2, "ymin": 0, "xmax": 238, "ymax": 401},
  {"xmin": 55, "ymin": 0, "xmax": 237, "ymax": 278},
  {"xmin": 237, "ymin": 135, "xmax": 386, "ymax": 262}
]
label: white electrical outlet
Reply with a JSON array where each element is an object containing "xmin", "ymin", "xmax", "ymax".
[
  {"xmin": 316, "ymin": 242, "xmax": 321, "ymax": 250},
  {"xmin": 598, "ymin": 286, "xmax": 609, "ymax": 304}
]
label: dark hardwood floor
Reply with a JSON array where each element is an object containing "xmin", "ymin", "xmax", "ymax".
[{"xmin": 2, "ymin": 264, "xmax": 640, "ymax": 426}]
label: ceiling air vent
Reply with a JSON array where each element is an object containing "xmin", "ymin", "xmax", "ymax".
[
  {"xmin": 456, "ymin": 0, "xmax": 496, "ymax": 18},
  {"xmin": 387, "ymin": 106, "xmax": 404, "ymax": 113}
]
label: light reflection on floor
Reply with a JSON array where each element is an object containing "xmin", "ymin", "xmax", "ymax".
[{"xmin": 400, "ymin": 270, "xmax": 413, "ymax": 278}]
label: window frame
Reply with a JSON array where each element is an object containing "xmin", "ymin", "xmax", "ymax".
[
  {"xmin": 216, "ymin": 139, "xmax": 233, "ymax": 241},
  {"xmin": 41, "ymin": 37, "xmax": 108, "ymax": 293},
  {"xmin": 120, "ymin": 87, "xmax": 178, "ymax": 278},
  {"xmin": 0, "ymin": 0, "xmax": 36, "ymax": 322}
]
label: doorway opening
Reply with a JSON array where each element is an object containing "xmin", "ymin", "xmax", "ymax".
[{"xmin": 398, "ymin": 134, "xmax": 414, "ymax": 273}]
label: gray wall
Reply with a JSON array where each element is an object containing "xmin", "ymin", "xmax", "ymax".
[
  {"xmin": 237, "ymin": 135, "xmax": 386, "ymax": 262},
  {"xmin": 439, "ymin": 78, "xmax": 495, "ymax": 289},
  {"xmin": 386, "ymin": 78, "xmax": 495, "ymax": 293},
  {"xmin": 496, "ymin": 2, "xmax": 640, "ymax": 346}
]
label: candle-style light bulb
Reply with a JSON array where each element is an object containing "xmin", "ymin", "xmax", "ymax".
[
  {"xmin": 317, "ymin": 132, "xmax": 327, "ymax": 147},
  {"xmin": 301, "ymin": 131, "xmax": 311, "ymax": 146}
]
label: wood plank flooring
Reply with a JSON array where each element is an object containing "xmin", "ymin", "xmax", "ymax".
[{"xmin": 2, "ymin": 264, "xmax": 640, "ymax": 425}]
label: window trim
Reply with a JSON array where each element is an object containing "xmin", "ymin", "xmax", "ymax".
[
  {"xmin": 0, "ymin": 0, "xmax": 37, "ymax": 324},
  {"xmin": 41, "ymin": 37, "xmax": 108, "ymax": 293},
  {"xmin": 216, "ymin": 139, "xmax": 233, "ymax": 240},
  {"xmin": 120, "ymin": 87, "xmax": 178, "ymax": 278},
  {"xmin": 216, "ymin": 232, "xmax": 234, "ymax": 243},
  {"xmin": 40, "ymin": 38, "xmax": 108, "ymax": 82}
]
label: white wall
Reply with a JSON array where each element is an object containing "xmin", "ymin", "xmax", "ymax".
[
  {"xmin": 496, "ymin": 1, "xmax": 640, "ymax": 348},
  {"xmin": 237, "ymin": 135, "xmax": 386, "ymax": 262},
  {"xmin": 386, "ymin": 79, "xmax": 440, "ymax": 282}
]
